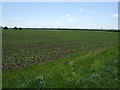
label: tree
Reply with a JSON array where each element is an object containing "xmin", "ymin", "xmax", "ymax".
[
  {"xmin": 3, "ymin": 26, "xmax": 8, "ymax": 30},
  {"xmin": 19, "ymin": 27, "xmax": 22, "ymax": 30},
  {"xmin": 13, "ymin": 27, "xmax": 18, "ymax": 30}
]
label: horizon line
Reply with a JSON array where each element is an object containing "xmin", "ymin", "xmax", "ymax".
[
  {"xmin": 0, "ymin": 26, "xmax": 118, "ymax": 30},
  {"xmin": 1, "ymin": 26, "xmax": 118, "ymax": 30}
]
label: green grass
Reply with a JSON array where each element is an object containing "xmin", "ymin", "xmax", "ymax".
[{"xmin": 2, "ymin": 30, "xmax": 119, "ymax": 88}]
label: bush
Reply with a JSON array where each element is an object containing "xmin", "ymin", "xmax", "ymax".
[
  {"xmin": 19, "ymin": 27, "xmax": 22, "ymax": 30},
  {"xmin": 3, "ymin": 26, "xmax": 8, "ymax": 30},
  {"xmin": 13, "ymin": 27, "xmax": 18, "ymax": 30}
]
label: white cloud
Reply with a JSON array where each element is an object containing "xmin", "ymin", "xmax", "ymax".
[
  {"xmin": 68, "ymin": 19, "xmax": 76, "ymax": 22},
  {"xmin": 113, "ymin": 14, "xmax": 118, "ymax": 17},
  {"xmin": 80, "ymin": 8, "xmax": 84, "ymax": 12},
  {"xmin": 66, "ymin": 14, "xmax": 70, "ymax": 17}
]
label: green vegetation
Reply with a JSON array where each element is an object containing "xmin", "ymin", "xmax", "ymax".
[
  {"xmin": 2, "ymin": 30, "xmax": 119, "ymax": 88},
  {"xmin": 3, "ymin": 26, "xmax": 8, "ymax": 30}
]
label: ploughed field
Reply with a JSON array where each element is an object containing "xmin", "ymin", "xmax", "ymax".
[{"xmin": 2, "ymin": 30, "xmax": 119, "ymax": 88}]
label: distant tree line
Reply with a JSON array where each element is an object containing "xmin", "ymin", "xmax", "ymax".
[
  {"xmin": 2, "ymin": 26, "xmax": 22, "ymax": 30},
  {"xmin": 13, "ymin": 27, "xmax": 22, "ymax": 30},
  {"xmin": 1, "ymin": 26, "xmax": 120, "ymax": 32}
]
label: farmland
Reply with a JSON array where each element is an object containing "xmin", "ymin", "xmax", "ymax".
[{"xmin": 2, "ymin": 30, "xmax": 119, "ymax": 88}]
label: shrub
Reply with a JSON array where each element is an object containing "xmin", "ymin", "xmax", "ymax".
[
  {"xmin": 3, "ymin": 26, "xmax": 8, "ymax": 30},
  {"xmin": 13, "ymin": 27, "xmax": 18, "ymax": 30},
  {"xmin": 19, "ymin": 27, "xmax": 22, "ymax": 30}
]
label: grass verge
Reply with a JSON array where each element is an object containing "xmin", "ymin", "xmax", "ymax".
[{"xmin": 2, "ymin": 46, "xmax": 118, "ymax": 88}]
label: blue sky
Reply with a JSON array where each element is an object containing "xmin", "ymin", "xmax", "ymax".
[{"xmin": 2, "ymin": 2, "xmax": 118, "ymax": 29}]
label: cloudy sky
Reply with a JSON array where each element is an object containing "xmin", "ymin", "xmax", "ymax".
[{"xmin": 2, "ymin": 2, "xmax": 118, "ymax": 29}]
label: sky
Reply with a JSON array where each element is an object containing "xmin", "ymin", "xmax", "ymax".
[{"xmin": 2, "ymin": 2, "xmax": 118, "ymax": 29}]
